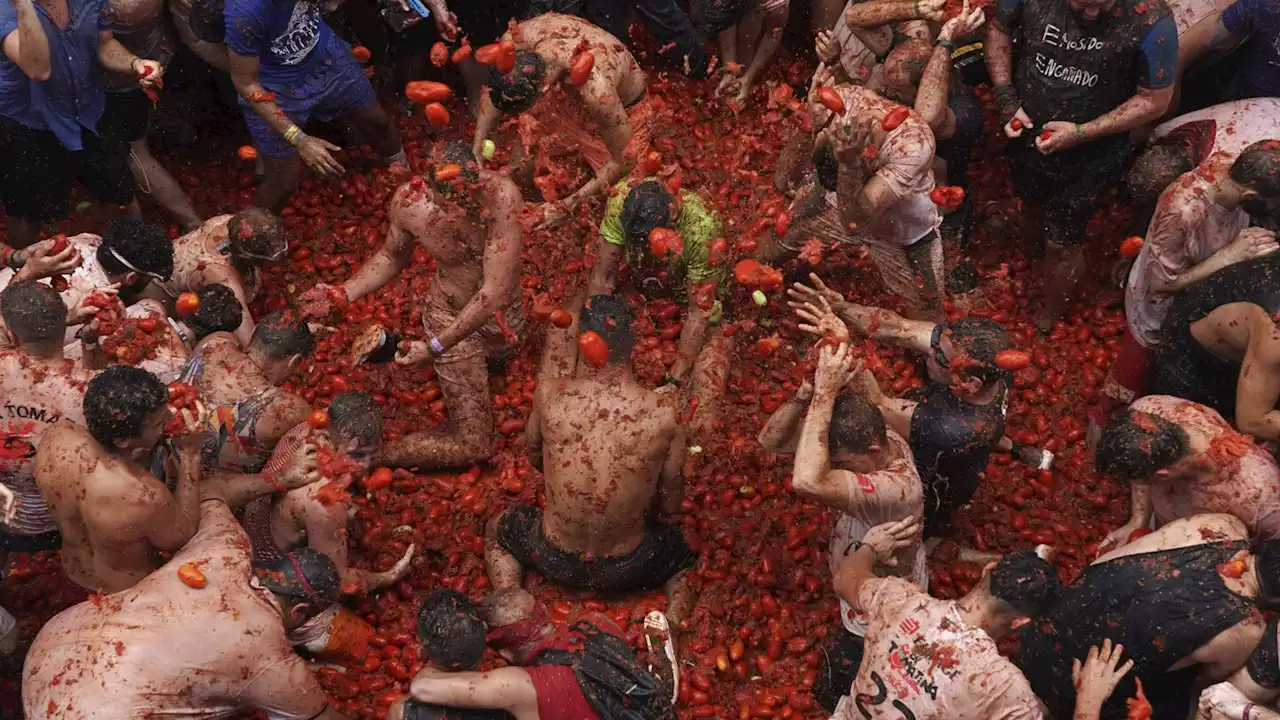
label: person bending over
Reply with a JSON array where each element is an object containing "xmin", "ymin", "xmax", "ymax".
[
  {"xmin": 835, "ymin": 519, "xmax": 1058, "ymax": 719},
  {"xmin": 472, "ymin": 13, "xmax": 650, "ymax": 227},
  {"xmin": 1020, "ymin": 513, "xmax": 1280, "ymax": 719},
  {"xmin": 183, "ymin": 309, "xmax": 315, "ymax": 474},
  {"xmin": 301, "ymin": 143, "xmax": 523, "ymax": 472},
  {"xmin": 24, "ymin": 498, "xmax": 350, "ymax": 720},
  {"xmin": 144, "ymin": 207, "xmax": 286, "ymax": 346},
  {"xmin": 1096, "ymin": 396, "xmax": 1280, "ymax": 548},
  {"xmin": 406, "ymin": 588, "xmax": 677, "ymax": 719},
  {"xmin": 693, "ymin": 0, "xmax": 791, "ymax": 105},
  {"xmin": 225, "ymin": 0, "xmax": 404, "ymax": 211},
  {"xmin": 485, "ymin": 295, "xmax": 694, "ymax": 688},
  {"xmin": 1092, "ymin": 141, "xmax": 1280, "ymax": 435}
]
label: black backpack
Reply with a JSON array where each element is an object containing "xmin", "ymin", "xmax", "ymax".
[{"xmin": 531, "ymin": 621, "xmax": 676, "ymax": 720}]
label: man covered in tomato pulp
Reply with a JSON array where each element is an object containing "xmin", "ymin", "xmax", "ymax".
[
  {"xmin": 24, "ymin": 499, "xmax": 349, "ymax": 720},
  {"xmin": 834, "ymin": 519, "xmax": 1059, "ymax": 719},
  {"xmin": 301, "ymin": 142, "xmax": 524, "ymax": 472},
  {"xmin": 472, "ymin": 13, "xmax": 652, "ymax": 228},
  {"xmin": 1096, "ymin": 396, "xmax": 1280, "ymax": 548},
  {"xmin": 224, "ymin": 0, "xmax": 405, "ymax": 211},
  {"xmin": 486, "ymin": 294, "xmax": 694, "ymax": 695},
  {"xmin": 985, "ymin": 0, "xmax": 1178, "ymax": 331}
]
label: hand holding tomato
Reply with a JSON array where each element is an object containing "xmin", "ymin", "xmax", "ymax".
[
  {"xmin": 394, "ymin": 340, "xmax": 435, "ymax": 366},
  {"xmin": 1072, "ymin": 639, "xmax": 1134, "ymax": 717},
  {"xmin": 17, "ymin": 236, "xmax": 81, "ymax": 281},
  {"xmin": 68, "ymin": 284, "xmax": 121, "ymax": 326},
  {"xmin": 1035, "ymin": 121, "xmax": 1086, "ymax": 154},
  {"xmin": 297, "ymin": 283, "xmax": 346, "ymax": 320},
  {"xmin": 133, "ymin": 59, "xmax": 164, "ymax": 89},
  {"xmin": 277, "ymin": 440, "xmax": 321, "ymax": 489},
  {"xmin": 939, "ymin": 0, "xmax": 985, "ymax": 41},
  {"xmin": 1002, "ymin": 107, "xmax": 1034, "ymax": 138}
]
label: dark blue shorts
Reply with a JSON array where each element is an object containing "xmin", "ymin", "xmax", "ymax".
[{"xmin": 240, "ymin": 34, "xmax": 375, "ymax": 158}]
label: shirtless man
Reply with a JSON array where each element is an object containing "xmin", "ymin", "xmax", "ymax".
[
  {"xmin": 36, "ymin": 364, "xmax": 314, "ymax": 592},
  {"xmin": 471, "ymin": 13, "xmax": 650, "ymax": 226},
  {"xmin": 484, "ymin": 295, "xmax": 695, "ymax": 669},
  {"xmin": 1092, "ymin": 142, "xmax": 1280, "ymax": 435},
  {"xmin": 760, "ymin": 341, "xmax": 925, "ymax": 713},
  {"xmin": 24, "ymin": 498, "xmax": 349, "ymax": 720},
  {"xmin": 243, "ymin": 390, "xmax": 413, "ymax": 594},
  {"xmin": 0, "ymin": 283, "xmax": 102, "ymax": 567},
  {"xmin": 834, "ymin": 519, "xmax": 1059, "ymax": 719},
  {"xmin": 1019, "ymin": 513, "xmax": 1280, "ymax": 719},
  {"xmin": 300, "ymin": 142, "xmax": 523, "ymax": 471},
  {"xmin": 100, "ymin": 0, "xmax": 202, "ymax": 230},
  {"xmin": 1097, "ymin": 396, "xmax": 1280, "ymax": 548},
  {"xmin": 143, "ymin": 206, "xmax": 285, "ymax": 346},
  {"xmin": 184, "ymin": 309, "xmax": 314, "ymax": 474}
]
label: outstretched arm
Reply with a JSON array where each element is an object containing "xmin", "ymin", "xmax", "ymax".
[
  {"xmin": 409, "ymin": 666, "xmax": 540, "ymax": 718},
  {"xmin": 342, "ymin": 190, "xmax": 417, "ymax": 303}
]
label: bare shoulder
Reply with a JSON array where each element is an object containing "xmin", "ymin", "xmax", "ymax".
[
  {"xmin": 482, "ymin": 170, "xmax": 522, "ymax": 206},
  {"xmin": 1156, "ymin": 512, "xmax": 1248, "ymax": 545}
]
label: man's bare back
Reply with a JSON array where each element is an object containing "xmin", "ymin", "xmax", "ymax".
[
  {"xmin": 511, "ymin": 14, "xmax": 647, "ymax": 108},
  {"xmin": 534, "ymin": 374, "xmax": 679, "ymax": 557},
  {"xmin": 36, "ymin": 420, "xmax": 201, "ymax": 592}
]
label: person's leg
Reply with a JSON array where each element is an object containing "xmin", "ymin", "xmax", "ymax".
[
  {"xmin": 75, "ymin": 127, "xmax": 140, "ymax": 227},
  {"xmin": 128, "ymin": 138, "xmax": 202, "ymax": 230},
  {"xmin": 689, "ymin": 330, "xmax": 733, "ymax": 442},
  {"xmin": 902, "ymin": 231, "xmax": 946, "ymax": 321},
  {"xmin": 737, "ymin": 4, "xmax": 765, "ymax": 64},
  {"xmin": 1040, "ymin": 234, "xmax": 1086, "ymax": 332},
  {"xmin": 810, "ymin": 0, "xmax": 844, "ymax": 33},
  {"xmin": 483, "ymin": 509, "xmax": 527, "ymax": 590},
  {"xmin": 629, "ymin": 0, "xmax": 709, "ymax": 77},
  {"xmin": 346, "ymin": 100, "xmax": 405, "ymax": 161},
  {"xmin": 377, "ymin": 344, "xmax": 495, "ymax": 468},
  {"xmin": 0, "ymin": 116, "xmax": 74, "ymax": 249},
  {"xmin": 256, "ymin": 156, "xmax": 302, "ymax": 213}
]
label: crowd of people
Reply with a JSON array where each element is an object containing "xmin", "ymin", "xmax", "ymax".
[{"xmin": 0, "ymin": 0, "xmax": 1278, "ymax": 715}]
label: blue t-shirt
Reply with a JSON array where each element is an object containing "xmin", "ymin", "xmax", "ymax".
[
  {"xmin": 1222, "ymin": 0, "xmax": 1280, "ymax": 97},
  {"xmin": 0, "ymin": 0, "xmax": 108, "ymax": 150},
  {"xmin": 224, "ymin": 0, "xmax": 333, "ymax": 86}
]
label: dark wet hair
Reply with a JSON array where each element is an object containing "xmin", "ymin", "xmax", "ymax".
[
  {"xmin": 249, "ymin": 309, "xmax": 314, "ymax": 361},
  {"xmin": 690, "ymin": 0, "xmax": 749, "ymax": 35},
  {"xmin": 329, "ymin": 391, "xmax": 383, "ymax": 448},
  {"xmin": 227, "ymin": 207, "xmax": 285, "ymax": 261},
  {"xmin": 98, "ymin": 218, "xmax": 175, "ymax": 281},
  {"xmin": 580, "ymin": 294, "xmax": 635, "ymax": 364},
  {"xmin": 989, "ymin": 550, "xmax": 1058, "ymax": 617},
  {"xmin": 438, "ymin": 140, "xmax": 481, "ymax": 183},
  {"xmin": 814, "ymin": 142, "xmax": 839, "ymax": 192},
  {"xmin": 1257, "ymin": 541, "xmax": 1280, "ymax": 600},
  {"xmin": 1126, "ymin": 143, "xmax": 1195, "ymax": 206},
  {"xmin": 944, "ymin": 318, "xmax": 1012, "ymax": 386},
  {"xmin": 488, "ymin": 50, "xmax": 546, "ymax": 114},
  {"xmin": 1231, "ymin": 140, "xmax": 1280, "ymax": 198},
  {"xmin": 1, "ymin": 281, "xmax": 66, "ymax": 344},
  {"xmin": 417, "ymin": 590, "xmax": 487, "ymax": 671},
  {"xmin": 253, "ymin": 548, "xmax": 341, "ymax": 610},
  {"xmin": 83, "ymin": 365, "xmax": 168, "ymax": 447},
  {"xmin": 187, "ymin": 284, "xmax": 243, "ymax": 340},
  {"xmin": 620, "ymin": 181, "xmax": 674, "ymax": 250},
  {"xmin": 885, "ymin": 39, "xmax": 931, "ymax": 88},
  {"xmin": 1095, "ymin": 410, "xmax": 1190, "ymax": 482},
  {"xmin": 829, "ymin": 392, "xmax": 888, "ymax": 455}
]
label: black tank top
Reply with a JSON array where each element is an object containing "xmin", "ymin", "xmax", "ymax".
[
  {"xmin": 1153, "ymin": 254, "xmax": 1280, "ymax": 418},
  {"xmin": 1016, "ymin": 540, "xmax": 1256, "ymax": 720},
  {"xmin": 1011, "ymin": 0, "xmax": 1167, "ymax": 124}
]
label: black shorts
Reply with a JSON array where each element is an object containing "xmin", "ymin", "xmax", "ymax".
[
  {"xmin": 0, "ymin": 528, "xmax": 62, "ymax": 553},
  {"xmin": 496, "ymin": 504, "xmax": 696, "ymax": 591},
  {"xmin": 99, "ymin": 89, "xmax": 151, "ymax": 144},
  {"xmin": 812, "ymin": 628, "xmax": 865, "ymax": 715},
  {"xmin": 0, "ymin": 114, "xmax": 134, "ymax": 224},
  {"xmin": 1008, "ymin": 134, "xmax": 1130, "ymax": 248}
]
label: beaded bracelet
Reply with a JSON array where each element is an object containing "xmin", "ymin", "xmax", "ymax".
[
  {"xmin": 430, "ymin": 337, "xmax": 446, "ymax": 354},
  {"xmin": 283, "ymin": 124, "xmax": 304, "ymax": 147}
]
